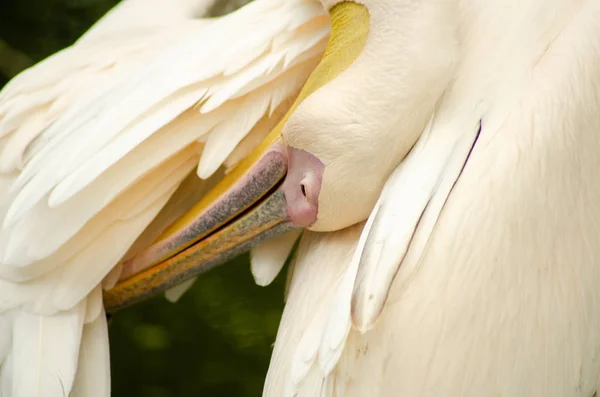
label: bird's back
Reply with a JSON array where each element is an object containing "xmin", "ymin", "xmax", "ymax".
[{"xmin": 264, "ymin": 0, "xmax": 600, "ymax": 396}]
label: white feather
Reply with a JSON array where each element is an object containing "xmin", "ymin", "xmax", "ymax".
[
  {"xmin": 0, "ymin": 25, "xmax": 198, "ymax": 174},
  {"xmin": 224, "ymin": 97, "xmax": 295, "ymax": 173},
  {"xmin": 316, "ymin": 211, "xmax": 376, "ymax": 375},
  {"xmin": 2, "ymin": 0, "xmax": 327, "ymax": 232},
  {"xmin": 263, "ymin": 225, "xmax": 363, "ymax": 397},
  {"xmin": 84, "ymin": 286, "xmax": 103, "ymax": 324},
  {"xmin": 47, "ymin": 85, "xmax": 208, "ymax": 207},
  {"xmin": 8, "ymin": 300, "xmax": 86, "ymax": 397},
  {"xmin": 0, "ymin": 351, "xmax": 14, "ymax": 397},
  {"xmin": 269, "ymin": 1, "xmax": 600, "ymax": 396},
  {"xmin": 0, "ymin": 144, "xmax": 200, "ymax": 272},
  {"xmin": 0, "ymin": 314, "xmax": 10, "ymax": 364},
  {"xmin": 70, "ymin": 309, "xmax": 110, "ymax": 397},
  {"xmin": 197, "ymin": 91, "xmax": 272, "ymax": 178},
  {"xmin": 350, "ymin": 116, "xmax": 481, "ymax": 331},
  {"xmin": 80, "ymin": 0, "xmax": 217, "ymax": 41},
  {"xmin": 1, "ymin": 1, "xmax": 327, "ymax": 271},
  {"xmin": 165, "ymin": 278, "xmax": 198, "ymax": 303},
  {"xmin": 289, "ymin": 302, "xmax": 328, "ymax": 391},
  {"xmin": 0, "ymin": 2, "xmax": 330, "ymax": 396},
  {"xmin": 0, "ymin": 0, "xmax": 329, "ymax": 397},
  {"xmin": 0, "ymin": 149, "xmax": 199, "ymax": 314},
  {"xmin": 251, "ymin": 230, "xmax": 301, "ymax": 287}
]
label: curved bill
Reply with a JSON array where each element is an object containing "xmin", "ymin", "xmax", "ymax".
[
  {"xmin": 103, "ymin": 137, "xmax": 295, "ymax": 312},
  {"xmin": 103, "ymin": 1, "xmax": 370, "ymax": 313}
]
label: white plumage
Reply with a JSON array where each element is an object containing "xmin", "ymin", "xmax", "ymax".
[
  {"xmin": 0, "ymin": 0, "xmax": 328, "ymax": 395},
  {"xmin": 2, "ymin": 0, "xmax": 600, "ymax": 396},
  {"xmin": 262, "ymin": 1, "xmax": 600, "ymax": 396}
]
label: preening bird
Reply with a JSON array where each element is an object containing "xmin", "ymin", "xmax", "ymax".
[
  {"xmin": 1, "ymin": 0, "xmax": 600, "ymax": 396},
  {"xmin": 0, "ymin": 0, "xmax": 329, "ymax": 394}
]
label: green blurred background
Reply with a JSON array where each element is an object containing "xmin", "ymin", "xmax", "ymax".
[{"xmin": 0, "ymin": 1, "xmax": 288, "ymax": 396}]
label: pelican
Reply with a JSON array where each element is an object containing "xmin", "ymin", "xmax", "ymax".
[{"xmin": 1, "ymin": 0, "xmax": 600, "ymax": 397}]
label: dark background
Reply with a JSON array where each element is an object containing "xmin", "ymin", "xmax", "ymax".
[{"xmin": 0, "ymin": 1, "xmax": 288, "ymax": 396}]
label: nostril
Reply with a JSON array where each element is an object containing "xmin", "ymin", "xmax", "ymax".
[
  {"xmin": 300, "ymin": 176, "xmax": 317, "ymax": 203},
  {"xmin": 281, "ymin": 147, "xmax": 325, "ymax": 227}
]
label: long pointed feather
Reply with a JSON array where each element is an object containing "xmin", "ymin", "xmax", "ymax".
[
  {"xmin": 350, "ymin": 118, "xmax": 481, "ymax": 332},
  {"xmin": 165, "ymin": 278, "xmax": 198, "ymax": 303},
  {"xmin": 70, "ymin": 308, "xmax": 110, "ymax": 397},
  {"xmin": 251, "ymin": 230, "xmax": 301, "ymax": 287},
  {"xmin": 263, "ymin": 226, "xmax": 362, "ymax": 397},
  {"xmin": 10, "ymin": 301, "xmax": 86, "ymax": 397}
]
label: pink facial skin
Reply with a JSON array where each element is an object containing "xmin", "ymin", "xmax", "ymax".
[{"xmin": 281, "ymin": 147, "xmax": 324, "ymax": 228}]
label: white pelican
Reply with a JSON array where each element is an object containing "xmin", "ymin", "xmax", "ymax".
[
  {"xmin": 1, "ymin": 1, "xmax": 600, "ymax": 397},
  {"xmin": 0, "ymin": 0, "xmax": 329, "ymax": 394}
]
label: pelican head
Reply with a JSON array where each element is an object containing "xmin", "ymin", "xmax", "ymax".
[{"xmin": 104, "ymin": 0, "xmax": 455, "ymax": 311}]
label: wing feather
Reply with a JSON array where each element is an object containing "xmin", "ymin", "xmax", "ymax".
[
  {"xmin": 197, "ymin": 90, "xmax": 273, "ymax": 177},
  {"xmin": 0, "ymin": 1, "xmax": 329, "ymax": 395},
  {"xmin": 250, "ymin": 230, "xmax": 301, "ymax": 287},
  {"xmin": 0, "ymin": 150, "xmax": 198, "ymax": 313},
  {"xmin": 47, "ymin": 85, "xmax": 209, "ymax": 207},
  {"xmin": 350, "ymin": 117, "xmax": 481, "ymax": 332},
  {"xmin": 0, "ymin": 27, "xmax": 196, "ymax": 170},
  {"xmin": 70, "ymin": 309, "xmax": 110, "ymax": 397},
  {"xmin": 1, "ymin": 0, "xmax": 328, "ymax": 274},
  {"xmin": 1, "ymin": 142, "xmax": 199, "ymax": 268},
  {"xmin": 84, "ymin": 286, "xmax": 103, "ymax": 325},
  {"xmin": 165, "ymin": 278, "xmax": 198, "ymax": 303},
  {"xmin": 7, "ymin": 301, "xmax": 86, "ymax": 397},
  {"xmin": 0, "ymin": 314, "xmax": 10, "ymax": 364},
  {"xmin": 79, "ymin": 0, "xmax": 217, "ymax": 42},
  {"xmin": 225, "ymin": 97, "xmax": 295, "ymax": 172},
  {"xmin": 263, "ymin": 225, "xmax": 362, "ymax": 397}
]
